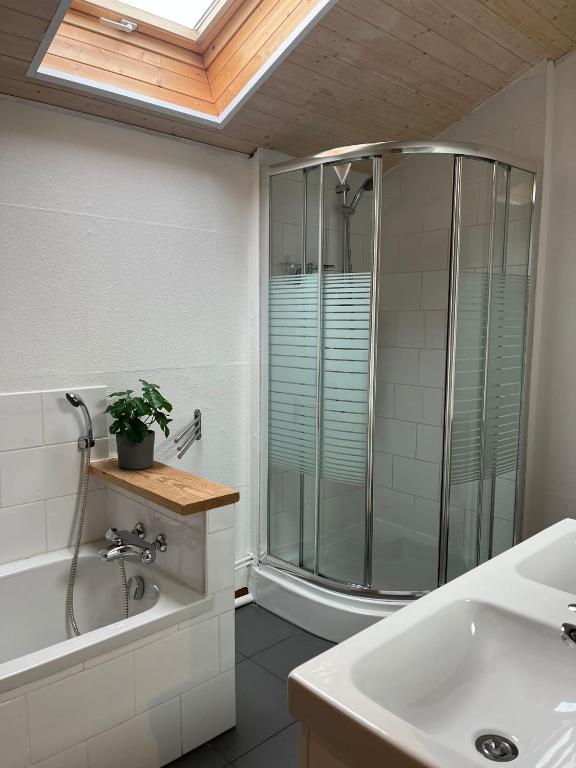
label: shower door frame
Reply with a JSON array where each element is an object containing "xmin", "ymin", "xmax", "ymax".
[{"xmin": 261, "ymin": 140, "xmax": 541, "ymax": 601}]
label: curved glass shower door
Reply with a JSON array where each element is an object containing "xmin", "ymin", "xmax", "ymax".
[
  {"xmin": 267, "ymin": 160, "xmax": 375, "ymax": 586},
  {"xmin": 444, "ymin": 158, "xmax": 535, "ymax": 581},
  {"xmin": 264, "ymin": 142, "xmax": 537, "ymax": 600}
]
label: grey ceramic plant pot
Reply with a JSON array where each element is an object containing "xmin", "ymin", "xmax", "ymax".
[{"xmin": 116, "ymin": 431, "xmax": 155, "ymax": 470}]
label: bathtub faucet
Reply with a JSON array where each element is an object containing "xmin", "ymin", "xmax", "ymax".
[{"xmin": 98, "ymin": 524, "xmax": 167, "ymax": 565}]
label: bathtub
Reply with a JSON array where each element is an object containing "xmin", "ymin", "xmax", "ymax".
[{"xmin": 0, "ymin": 542, "xmax": 212, "ymax": 695}]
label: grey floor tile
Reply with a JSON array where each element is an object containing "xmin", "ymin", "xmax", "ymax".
[
  {"xmin": 235, "ymin": 605, "xmax": 300, "ymax": 657},
  {"xmin": 168, "ymin": 744, "xmax": 231, "ymax": 767},
  {"xmin": 251, "ymin": 631, "xmax": 334, "ymax": 681},
  {"xmin": 235, "ymin": 650, "xmax": 245, "ymax": 665},
  {"xmin": 233, "ymin": 724, "xmax": 301, "ymax": 768},
  {"xmin": 210, "ymin": 659, "xmax": 295, "ymax": 762}
]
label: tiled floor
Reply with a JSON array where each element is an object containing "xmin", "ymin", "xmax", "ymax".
[{"xmin": 169, "ymin": 605, "xmax": 334, "ymax": 768}]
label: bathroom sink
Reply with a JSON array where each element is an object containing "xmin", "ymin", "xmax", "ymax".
[
  {"xmin": 289, "ymin": 520, "xmax": 576, "ymax": 768},
  {"xmin": 354, "ymin": 600, "xmax": 576, "ymax": 766},
  {"xmin": 516, "ymin": 532, "xmax": 576, "ymax": 594}
]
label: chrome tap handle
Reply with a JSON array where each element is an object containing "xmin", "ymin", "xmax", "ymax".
[{"xmin": 105, "ymin": 527, "xmax": 122, "ymax": 545}]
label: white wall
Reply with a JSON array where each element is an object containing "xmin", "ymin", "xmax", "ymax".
[
  {"xmin": 0, "ymin": 98, "xmax": 259, "ymax": 568},
  {"xmin": 524, "ymin": 50, "xmax": 576, "ymax": 534}
]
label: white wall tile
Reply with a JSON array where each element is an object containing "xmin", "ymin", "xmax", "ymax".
[
  {"xmin": 0, "ymin": 392, "xmax": 43, "ymax": 451},
  {"xmin": 377, "ymin": 311, "xmax": 396, "ymax": 347},
  {"xmin": 394, "ymin": 385, "xmax": 423, "ymax": 423},
  {"xmin": 134, "ymin": 618, "xmax": 219, "ymax": 713},
  {"xmin": 419, "ymin": 350, "xmax": 446, "ymax": 387},
  {"xmin": 88, "ymin": 697, "xmax": 181, "ymax": 768},
  {"xmin": 155, "ymin": 509, "xmax": 204, "ymax": 592},
  {"xmin": 492, "ymin": 516, "xmax": 514, "ymax": 556},
  {"xmin": 282, "ymin": 472, "xmax": 300, "ymax": 512},
  {"xmin": 375, "ymin": 381, "xmax": 394, "ymax": 417},
  {"xmin": 424, "ymin": 311, "xmax": 447, "ymax": 349},
  {"xmin": 377, "ymin": 348, "xmax": 419, "ymax": 385},
  {"xmin": 460, "ymin": 225, "xmax": 489, "ymax": 268},
  {"xmin": 33, "ymin": 744, "xmax": 88, "ymax": 768},
  {"xmin": 321, "ymin": 495, "xmax": 343, "ymax": 535},
  {"xmin": 375, "ymin": 419, "xmax": 416, "ymax": 458},
  {"xmin": 396, "ymin": 311, "xmax": 425, "ymax": 348},
  {"xmin": 373, "ymin": 451, "xmax": 393, "ymax": 488},
  {"xmin": 416, "ymin": 425, "xmax": 443, "ymax": 463},
  {"xmin": 46, "ymin": 489, "xmax": 108, "ymax": 550},
  {"xmin": 393, "ymin": 456, "xmax": 440, "ymax": 501},
  {"xmin": 42, "ymin": 387, "xmax": 107, "ymax": 445},
  {"xmin": 424, "ymin": 188, "xmax": 452, "ymax": 232},
  {"xmin": 421, "ymin": 271, "xmax": 449, "ymax": 311},
  {"xmin": 0, "ymin": 439, "xmax": 107, "ymax": 507},
  {"xmin": 422, "ymin": 387, "xmax": 444, "ymax": 426},
  {"xmin": 0, "ymin": 501, "xmax": 46, "ymax": 564},
  {"xmin": 219, "ymin": 611, "xmax": 235, "ymax": 672},
  {"xmin": 381, "ymin": 192, "xmax": 425, "ymax": 235},
  {"xmin": 181, "ymin": 671, "xmax": 236, "ymax": 754},
  {"xmin": 380, "ymin": 236, "xmax": 399, "ymax": 274},
  {"xmin": 27, "ymin": 654, "xmax": 135, "ymax": 762},
  {"xmin": 0, "ymin": 697, "xmax": 29, "ymax": 768},
  {"xmin": 482, "ymin": 74, "xmax": 546, "ymax": 134},
  {"xmin": 207, "ymin": 504, "xmax": 235, "ymax": 533},
  {"xmin": 206, "ymin": 528, "xmax": 234, "ymax": 593},
  {"xmin": 400, "ymin": 154, "xmax": 452, "ymax": 193},
  {"xmin": 511, "ymin": 122, "xmax": 545, "ymax": 161},
  {"xmin": 414, "ymin": 497, "xmax": 441, "ymax": 538},
  {"xmin": 398, "ymin": 229, "xmax": 450, "ymax": 273},
  {"xmin": 495, "ymin": 476, "xmax": 517, "ymax": 522},
  {"xmin": 373, "ymin": 486, "xmax": 414, "ymax": 529},
  {"xmin": 380, "ymin": 273, "xmax": 421, "ymax": 311},
  {"xmin": 112, "ymin": 490, "xmax": 155, "ymax": 534}
]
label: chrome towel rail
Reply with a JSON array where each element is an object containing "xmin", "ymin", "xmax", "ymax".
[{"xmin": 174, "ymin": 409, "xmax": 201, "ymax": 459}]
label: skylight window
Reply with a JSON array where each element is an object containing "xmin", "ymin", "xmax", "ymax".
[{"xmin": 119, "ymin": 0, "xmax": 218, "ymax": 31}]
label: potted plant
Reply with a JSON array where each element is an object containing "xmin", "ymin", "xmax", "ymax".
[{"xmin": 105, "ymin": 380, "xmax": 173, "ymax": 470}]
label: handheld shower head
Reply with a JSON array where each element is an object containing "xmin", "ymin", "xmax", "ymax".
[
  {"xmin": 65, "ymin": 392, "xmax": 95, "ymax": 449},
  {"xmin": 349, "ymin": 176, "xmax": 374, "ymax": 211},
  {"xmin": 66, "ymin": 392, "xmax": 82, "ymax": 408}
]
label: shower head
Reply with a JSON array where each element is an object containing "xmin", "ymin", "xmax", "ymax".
[
  {"xmin": 65, "ymin": 392, "xmax": 95, "ymax": 449},
  {"xmin": 344, "ymin": 176, "xmax": 374, "ymax": 215},
  {"xmin": 66, "ymin": 392, "xmax": 83, "ymax": 408},
  {"xmin": 362, "ymin": 177, "xmax": 374, "ymax": 192}
]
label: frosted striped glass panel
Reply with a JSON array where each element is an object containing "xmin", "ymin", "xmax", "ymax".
[
  {"xmin": 269, "ymin": 273, "xmax": 371, "ymax": 485},
  {"xmin": 484, "ymin": 272, "xmax": 529, "ymax": 477},
  {"xmin": 321, "ymin": 272, "xmax": 371, "ymax": 485},
  {"xmin": 269, "ymin": 274, "xmax": 318, "ymax": 478},
  {"xmin": 450, "ymin": 271, "xmax": 489, "ymax": 486}
]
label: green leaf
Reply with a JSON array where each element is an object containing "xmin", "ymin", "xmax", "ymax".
[{"xmin": 107, "ymin": 381, "xmax": 173, "ymax": 441}]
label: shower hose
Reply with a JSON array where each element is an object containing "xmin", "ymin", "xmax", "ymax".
[{"xmin": 66, "ymin": 443, "xmax": 129, "ymax": 636}]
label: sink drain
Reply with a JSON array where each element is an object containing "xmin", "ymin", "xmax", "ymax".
[{"xmin": 475, "ymin": 735, "xmax": 519, "ymax": 762}]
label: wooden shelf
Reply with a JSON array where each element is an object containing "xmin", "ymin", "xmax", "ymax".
[{"xmin": 90, "ymin": 459, "xmax": 239, "ymax": 516}]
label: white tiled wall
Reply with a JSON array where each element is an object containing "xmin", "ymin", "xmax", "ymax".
[
  {"xmin": 0, "ymin": 387, "xmax": 109, "ymax": 566},
  {"xmin": 0, "ymin": 98, "xmax": 258, "ymax": 588},
  {"xmin": 372, "ymin": 153, "xmax": 451, "ymax": 559}
]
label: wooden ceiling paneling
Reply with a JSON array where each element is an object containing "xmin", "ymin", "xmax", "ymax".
[{"xmin": 1, "ymin": 0, "xmax": 575, "ymax": 157}]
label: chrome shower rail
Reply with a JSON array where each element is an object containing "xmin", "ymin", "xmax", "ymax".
[
  {"xmin": 268, "ymin": 140, "xmax": 539, "ymax": 176},
  {"xmin": 264, "ymin": 139, "xmax": 541, "ymax": 603}
]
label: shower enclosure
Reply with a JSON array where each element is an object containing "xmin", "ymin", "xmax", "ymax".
[{"xmin": 260, "ymin": 142, "xmax": 537, "ymax": 630}]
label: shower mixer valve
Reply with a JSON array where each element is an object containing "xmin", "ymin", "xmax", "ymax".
[{"xmin": 98, "ymin": 523, "xmax": 167, "ymax": 565}]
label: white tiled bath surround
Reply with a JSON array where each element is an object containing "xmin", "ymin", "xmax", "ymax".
[
  {"xmin": 0, "ymin": 589, "xmax": 235, "ymax": 768},
  {"xmin": 0, "ymin": 386, "xmax": 236, "ymax": 766}
]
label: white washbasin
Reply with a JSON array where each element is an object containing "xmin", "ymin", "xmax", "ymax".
[
  {"xmin": 289, "ymin": 519, "xmax": 576, "ymax": 768},
  {"xmin": 516, "ymin": 532, "xmax": 576, "ymax": 594}
]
